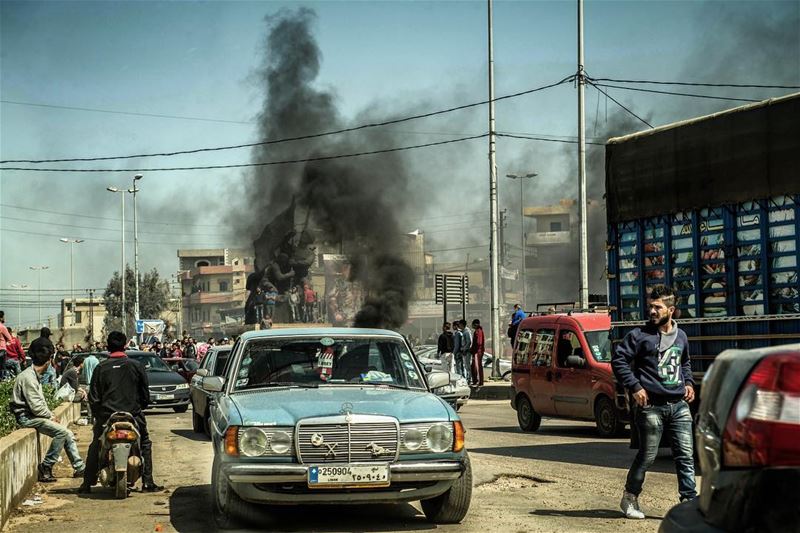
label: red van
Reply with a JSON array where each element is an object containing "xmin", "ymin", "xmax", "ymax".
[{"xmin": 510, "ymin": 312, "xmax": 628, "ymax": 437}]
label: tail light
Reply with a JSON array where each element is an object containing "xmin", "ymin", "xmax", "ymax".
[
  {"xmin": 723, "ymin": 352, "xmax": 800, "ymax": 467},
  {"xmin": 107, "ymin": 429, "xmax": 137, "ymax": 441}
]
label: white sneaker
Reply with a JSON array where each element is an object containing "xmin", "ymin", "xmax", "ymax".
[{"xmin": 620, "ymin": 491, "xmax": 645, "ymax": 519}]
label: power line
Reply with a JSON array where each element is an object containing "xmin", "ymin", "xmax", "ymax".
[
  {"xmin": 0, "ymin": 99, "xmax": 252, "ymax": 125},
  {"xmin": 587, "ymin": 78, "xmax": 800, "ymax": 90},
  {"xmin": 497, "ymin": 133, "xmax": 605, "ymax": 146},
  {"xmin": 0, "ymin": 215, "xmax": 232, "ymax": 238},
  {"xmin": 0, "ymin": 203, "xmax": 229, "ymax": 228},
  {"xmin": 590, "ymin": 83, "xmax": 760, "ymax": 103},
  {"xmin": 587, "ymin": 81, "xmax": 653, "ymax": 129},
  {"xmin": 0, "ymin": 134, "xmax": 489, "ymax": 173},
  {"xmin": 426, "ymin": 243, "xmax": 489, "ymax": 253},
  {"xmin": 0, "ymin": 227, "xmax": 237, "ymax": 246},
  {"xmin": 0, "ymin": 76, "xmax": 573, "ymax": 165}
]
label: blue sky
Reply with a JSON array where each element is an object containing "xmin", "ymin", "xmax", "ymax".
[{"xmin": 1, "ymin": 0, "xmax": 798, "ymax": 327}]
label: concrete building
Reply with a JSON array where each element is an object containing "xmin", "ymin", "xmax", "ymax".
[
  {"xmin": 59, "ymin": 297, "xmax": 107, "ymax": 343},
  {"xmin": 178, "ymin": 248, "xmax": 255, "ymax": 336}
]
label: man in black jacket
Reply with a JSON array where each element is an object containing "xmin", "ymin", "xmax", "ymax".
[
  {"xmin": 436, "ymin": 322, "xmax": 454, "ymax": 373},
  {"xmin": 611, "ymin": 285, "xmax": 696, "ymax": 519},
  {"xmin": 78, "ymin": 331, "xmax": 164, "ymax": 493}
]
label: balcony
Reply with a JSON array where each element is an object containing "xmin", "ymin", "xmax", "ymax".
[
  {"xmin": 181, "ymin": 263, "xmax": 254, "ymax": 280},
  {"xmin": 183, "ymin": 291, "xmax": 245, "ymax": 306}
]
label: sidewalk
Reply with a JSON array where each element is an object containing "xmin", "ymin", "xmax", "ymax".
[{"xmin": 470, "ymin": 381, "xmax": 513, "ymax": 401}]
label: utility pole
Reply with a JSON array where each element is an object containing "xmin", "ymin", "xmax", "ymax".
[
  {"xmin": 29, "ymin": 265, "xmax": 49, "ymax": 326},
  {"xmin": 131, "ymin": 174, "xmax": 142, "ymax": 340},
  {"xmin": 10, "ymin": 284, "xmax": 29, "ymax": 325},
  {"xmin": 106, "ymin": 186, "xmax": 127, "ymax": 334},
  {"xmin": 88, "ymin": 289, "xmax": 95, "ymax": 342},
  {"xmin": 59, "ymin": 238, "xmax": 84, "ymax": 326},
  {"xmin": 487, "ymin": 0, "xmax": 501, "ymax": 379},
  {"xmin": 577, "ymin": 0, "xmax": 589, "ymax": 309}
]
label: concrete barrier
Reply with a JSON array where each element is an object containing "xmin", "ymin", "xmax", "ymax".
[{"xmin": 0, "ymin": 401, "xmax": 81, "ymax": 530}]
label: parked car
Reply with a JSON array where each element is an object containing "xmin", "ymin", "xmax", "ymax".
[
  {"xmin": 659, "ymin": 344, "xmax": 800, "ymax": 533},
  {"xmin": 203, "ymin": 328, "xmax": 471, "ymax": 529},
  {"xmin": 163, "ymin": 357, "xmax": 200, "ymax": 383},
  {"xmin": 126, "ymin": 351, "xmax": 190, "ymax": 413},
  {"xmin": 482, "ymin": 353, "xmax": 511, "ymax": 381},
  {"xmin": 190, "ymin": 346, "xmax": 232, "ymax": 435},
  {"xmin": 417, "ymin": 352, "xmax": 470, "ymax": 410},
  {"xmin": 510, "ymin": 312, "xmax": 628, "ymax": 436}
]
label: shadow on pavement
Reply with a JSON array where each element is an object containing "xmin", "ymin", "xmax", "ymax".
[
  {"xmin": 476, "ymin": 424, "xmax": 629, "ymax": 439},
  {"xmin": 469, "ymin": 442, "xmax": 677, "ymax": 473},
  {"xmin": 531, "ymin": 508, "xmax": 664, "ymax": 520},
  {"xmin": 170, "ymin": 485, "xmax": 437, "ymax": 532},
  {"xmin": 171, "ymin": 428, "xmax": 210, "ymax": 442}
]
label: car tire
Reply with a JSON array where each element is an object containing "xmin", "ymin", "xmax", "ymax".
[
  {"xmin": 420, "ymin": 452, "xmax": 472, "ymax": 523},
  {"xmin": 595, "ymin": 396, "xmax": 625, "ymax": 437},
  {"xmin": 211, "ymin": 454, "xmax": 258, "ymax": 529},
  {"xmin": 516, "ymin": 395, "xmax": 541, "ymax": 432},
  {"xmin": 502, "ymin": 370, "xmax": 511, "ymax": 381},
  {"xmin": 204, "ymin": 413, "xmax": 212, "ymax": 436},
  {"xmin": 192, "ymin": 407, "xmax": 204, "ymax": 433},
  {"xmin": 174, "ymin": 405, "xmax": 189, "ymax": 413}
]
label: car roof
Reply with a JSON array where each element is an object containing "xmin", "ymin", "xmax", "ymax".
[
  {"xmin": 237, "ymin": 327, "xmax": 405, "ymax": 341},
  {"xmin": 519, "ymin": 312, "xmax": 611, "ymax": 331}
]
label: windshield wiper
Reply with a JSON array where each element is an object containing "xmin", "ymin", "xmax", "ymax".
[{"xmin": 327, "ymin": 382, "xmax": 408, "ymax": 390}]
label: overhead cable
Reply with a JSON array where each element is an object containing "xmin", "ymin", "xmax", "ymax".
[
  {"xmin": 586, "ymin": 81, "xmax": 653, "ymax": 129},
  {"xmin": 587, "ymin": 78, "xmax": 800, "ymax": 90},
  {"xmin": 0, "ymin": 134, "xmax": 489, "ymax": 173},
  {"xmin": 497, "ymin": 133, "xmax": 605, "ymax": 146},
  {"xmin": 1, "ymin": 76, "xmax": 574, "ymax": 165},
  {"xmin": 590, "ymin": 83, "xmax": 760, "ymax": 103}
]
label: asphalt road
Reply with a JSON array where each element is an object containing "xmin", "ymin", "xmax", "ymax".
[{"xmin": 6, "ymin": 401, "xmax": 691, "ymax": 532}]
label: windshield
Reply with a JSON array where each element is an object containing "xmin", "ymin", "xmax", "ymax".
[
  {"xmin": 130, "ymin": 354, "xmax": 172, "ymax": 372},
  {"xmin": 233, "ymin": 336, "xmax": 425, "ymax": 391},
  {"xmin": 584, "ymin": 330, "xmax": 613, "ymax": 362}
]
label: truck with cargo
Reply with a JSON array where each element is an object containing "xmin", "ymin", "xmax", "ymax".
[{"xmin": 605, "ymin": 92, "xmax": 800, "ymax": 384}]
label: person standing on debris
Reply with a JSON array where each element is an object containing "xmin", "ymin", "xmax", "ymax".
[
  {"xmin": 470, "ymin": 319, "xmax": 485, "ymax": 386},
  {"xmin": 10, "ymin": 344, "xmax": 85, "ymax": 482},
  {"xmin": 612, "ymin": 285, "xmax": 696, "ymax": 519},
  {"xmin": 288, "ymin": 285, "xmax": 301, "ymax": 322},
  {"xmin": 436, "ymin": 322, "xmax": 455, "ymax": 373},
  {"xmin": 253, "ymin": 286, "xmax": 267, "ymax": 325},
  {"xmin": 264, "ymin": 283, "xmax": 278, "ymax": 319},
  {"xmin": 80, "ymin": 331, "xmax": 164, "ymax": 494},
  {"xmin": 303, "ymin": 284, "xmax": 316, "ymax": 323}
]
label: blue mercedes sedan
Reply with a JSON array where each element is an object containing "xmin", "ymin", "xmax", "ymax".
[{"xmin": 201, "ymin": 328, "xmax": 472, "ymax": 529}]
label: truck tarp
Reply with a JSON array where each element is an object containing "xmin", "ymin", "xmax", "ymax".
[{"xmin": 605, "ymin": 92, "xmax": 800, "ymax": 224}]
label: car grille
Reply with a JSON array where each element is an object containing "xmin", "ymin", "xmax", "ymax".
[
  {"xmin": 149, "ymin": 385, "xmax": 178, "ymax": 393},
  {"xmin": 296, "ymin": 414, "xmax": 399, "ymax": 464}
]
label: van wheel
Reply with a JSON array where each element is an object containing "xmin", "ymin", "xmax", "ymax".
[
  {"xmin": 595, "ymin": 396, "xmax": 624, "ymax": 437},
  {"xmin": 516, "ymin": 396, "xmax": 541, "ymax": 432},
  {"xmin": 421, "ymin": 452, "xmax": 472, "ymax": 523}
]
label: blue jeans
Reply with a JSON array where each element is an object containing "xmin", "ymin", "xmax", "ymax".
[
  {"xmin": 19, "ymin": 416, "xmax": 85, "ymax": 470},
  {"xmin": 625, "ymin": 399, "xmax": 697, "ymax": 501}
]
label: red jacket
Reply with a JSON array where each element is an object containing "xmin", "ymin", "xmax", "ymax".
[
  {"xmin": 470, "ymin": 327, "xmax": 485, "ymax": 356},
  {"xmin": 5, "ymin": 337, "xmax": 25, "ymax": 361}
]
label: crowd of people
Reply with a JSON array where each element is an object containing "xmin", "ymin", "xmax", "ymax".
[
  {"xmin": 436, "ymin": 318, "xmax": 485, "ymax": 387},
  {"xmin": 139, "ymin": 333, "xmax": 233, "ymax": 362}
]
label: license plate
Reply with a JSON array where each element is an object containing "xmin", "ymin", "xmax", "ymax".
[
  {"xmin": 155, "ymin": 394, "xmax": 174, "ymax": 400},
  {"xmin": 308, "ymin": 464, "xmax": 390, "ymax": 488}
]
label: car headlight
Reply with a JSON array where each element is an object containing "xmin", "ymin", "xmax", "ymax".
[
  {"xmin": 268, "ymin": 430, "xmax": 292, "ymax": 454},
  {"xmin": 175, "ymin": 383, "xmax": 189, "ymax": 390},
  {"xmin": 426, "ymin": 423, "xmax": 453, "ymax": 453},
  {"xmin": 455, "ymin": 377, "xmax": 468, "ymax": 387},
  {"xmin": 239, "ymin": 428, "xmax": 269, "ymax": 457},
  {"xmin": 403, "ymin": 428, "xmax": 424, "ymax": 451}
]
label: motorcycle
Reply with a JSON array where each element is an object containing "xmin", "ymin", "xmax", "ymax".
[{"xmin": 97, "ymin": 411, "xmax": 143, "ymax": 499}]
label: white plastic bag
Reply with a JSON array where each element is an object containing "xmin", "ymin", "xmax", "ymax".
[{"xmin": 55, "ymin": 382, "xmax": 75, "ymax": 402}]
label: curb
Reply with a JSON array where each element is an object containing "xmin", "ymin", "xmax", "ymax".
[{"xmin": 470, "ymin": 383, "xmax": 514, "ymax": 401}]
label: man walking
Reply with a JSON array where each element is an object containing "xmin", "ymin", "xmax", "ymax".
[
  {"xmin": 436, "ymin": 322, "xmax": 454, "ymax": 373},
  {"xmin": 10, "ymin": 345, "xmax": 85, "ymax": 481},
  {"xmin": 611, "ymin": 285, "xmax": 696, "ymax": 519},
  {"xmin": 80, "ymin": 331, "xmax": 164, "ymax": 493},
  {"xmin": 470, "ymin": 319, "xmax": 485, "ymax": 387}
]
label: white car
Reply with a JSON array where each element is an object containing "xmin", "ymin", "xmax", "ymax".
[{"xmin": 417, "ymin": 352, "xmax": 470, "ymax": 410}]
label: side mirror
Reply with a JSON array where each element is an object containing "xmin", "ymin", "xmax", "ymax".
[
  {"xmin": 426, "ymin": 371, "xmax": 450, "ymax": 390},
  {"xmin": 202, "ymin": 376, "xmax": 225, "ymax": 392},
  {"xmin": 566, "ymin": 355, "xmax": 586, "ymax": 369},
  {"xmin": 195, "ymin": 368, "xmax": 209, "ymax": 378}
]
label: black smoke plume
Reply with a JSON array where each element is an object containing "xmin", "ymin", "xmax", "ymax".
[{"xmin": 242, "ymin": 8, "xmax": 415, "ymax": 329}]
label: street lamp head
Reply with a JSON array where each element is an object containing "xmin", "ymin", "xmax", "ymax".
[
  {"xmin": 59, "ymin": 238, "xmax": 69, "ymax": 243},
  {"xmin": 525, "ymin": 172, "xmax": 538, "ymax": 178},
  {"xmin": 134, "ymin": 174, "xmax": 143, "ymax": 180},
  {"xmin": 106, "ymin": 186, "xmax": 119, "ymax": 193},
  {"xmin": 75, "ymin": 239, "xmax": 85, "ymax": 244}
]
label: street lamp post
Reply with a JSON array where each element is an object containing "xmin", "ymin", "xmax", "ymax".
[
  {"xmin": 506, "ymin": 172, "xmax": 538, "ymax": 308},
  {"xmin": 130, "ymin": 174, "xmax": 143, "ymax": 341},
  {"xmin": 9, "ymin": 284, "xmax": 29, "ymax": 325},
  {"xmin": 106, "ymin": 186, "xmax": 127, "ymax": 334},
  {"xmin": 29, "ymin": 266, "xmax": 49, "ymax": 326},
  {"xmin": 59, "ymin": 238, "xmax": 84, "ymax": 326}
]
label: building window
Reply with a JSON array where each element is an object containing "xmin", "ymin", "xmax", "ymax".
[
  {"xmin": 75, "ymin": 311, "xmax": 83, "ymax": 324},
  {"xmin": 219, "ymin": 281, "xmax": 229, "ymax": 292},
  {"xmin": 550, "ymin": 221, "xmax": 562, "ymax": 232},
  {"xmin": 196, "ymin": 260, "xmax": 210, "ymax": 268}
]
